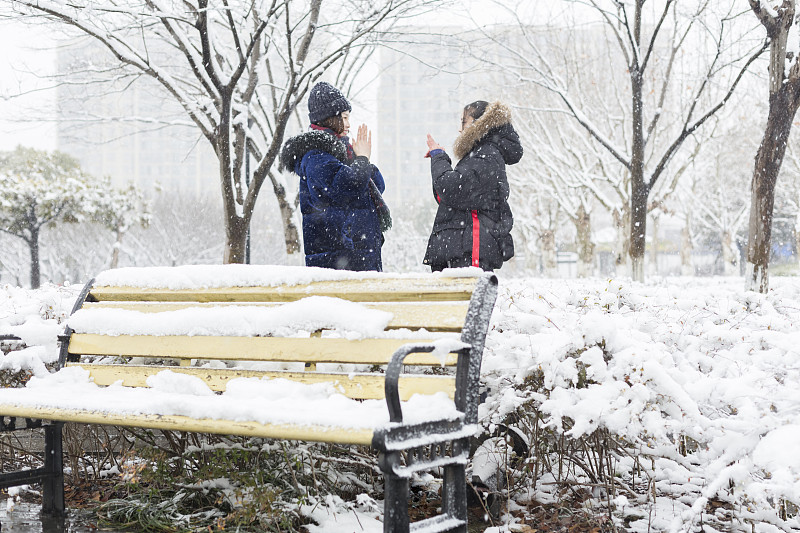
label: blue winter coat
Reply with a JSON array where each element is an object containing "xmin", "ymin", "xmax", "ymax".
[{"xmin": 279, "ymin": 130, "xmax": 385, "ymax": 271}]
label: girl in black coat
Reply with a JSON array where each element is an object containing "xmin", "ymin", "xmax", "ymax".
[{"xmin": 423, "ymin": 101, "xmax": 523, "ymax": 271}]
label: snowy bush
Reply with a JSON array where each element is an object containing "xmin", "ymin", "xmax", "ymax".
[{"xmin": 480, "ymin": 276, "xmax": 800, "ymax": 532}]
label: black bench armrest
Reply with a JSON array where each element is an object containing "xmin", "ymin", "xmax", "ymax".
[
  {"xmin": 384, "ymin": 343, "xmax": 469, "ymax": 423},
  {"xmin": 56, "ymin": 278, "xmax": 96, "ymax": 370}
]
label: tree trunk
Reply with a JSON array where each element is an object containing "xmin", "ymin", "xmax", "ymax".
[
  {"xmin": 746, "ymin": 0, "xmax": 800, "ymax": 292},
  {"xmin": 680, "ymin": 219, "xmax": 693, "ymax": 276},
  {"xmin": 649, "ymin": 214, "xmax": 660, "ymax": 277},
  {"xmin": 268, "ymin": 171, "xmax": 301, "ymax": 255},
  {"xmin": 518, "ymin": 231, "xmax": 537, "ymax": 273},
  {"xmin": 629, "ymin": 159, "xmax": 647, "ymax": 281},
  {"xmin": 628, "ymin": 37, "xmax": 647, "ymax": 282},
  {"xmin": 795, "ymin": 206, "xmax": 800, "ymax": 266},
  {"xmin": 110, "ymin": 226, "xmax": 124, "ymax": 269},
  {"xmin": 613, "ymin": 208, "xmax": 630, "ymax": 278},
  {"xmin": 745, "ymin": 89, "xmax": 798, "ymax": 292},
  {"xmin": 217, "ymin": 91, "xmax": 249, "ymax": 265},
  {"xmin": 224, "ymin": 215, "xmax": 249, "ymax": 264},
  {"xmin": 540, "ymin": 230, "xmax": 557, "ymax": 278},
  {"xmin": 575, "ymin": 204, "xmax": 594, "ymax": 278},
  {"xmin": 28, "ymin": 227, "xmax": 40, "ymax": 289},
  {"xmin": 721, "ymin": 230, "xmax": 737, "ymax": 276}
]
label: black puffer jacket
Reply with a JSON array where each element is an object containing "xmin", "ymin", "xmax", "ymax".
[{"xmin": 423, "ymin": 102, "xmax": 523, "ymax": 271}]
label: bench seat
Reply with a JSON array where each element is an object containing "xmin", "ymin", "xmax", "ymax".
[{"xmin": 0, "ymin": 365, "xmax": 462, "ymax": 445}]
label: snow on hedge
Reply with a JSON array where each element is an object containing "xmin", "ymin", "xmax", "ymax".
[
  {"xmin": 481, "ymin": 276, "xmax": 800, "ymax": 532},
  {"xmin": 0, "ymin": 283, "xmax": 78, "ymax": 376}
]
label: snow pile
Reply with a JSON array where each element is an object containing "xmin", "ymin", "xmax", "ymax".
[
  {"xmin": 3, "ymin": 366, "xmax": 459, "ymax": 430},
  {"xmin": 69, "ymin": 296, "xmax": 394, "ymax": 338},
  {"xmin": 0, "ymin": 283, "xmax": 78, "ymax": 376},
  {"xmin": 481, "ymin": 276, "xmax": 800, "ymax": 532},
  {"xmin": 302, "ymin": 494, "xmax": 383, "ymax": 533}
]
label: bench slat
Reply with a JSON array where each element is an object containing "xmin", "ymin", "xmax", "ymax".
[
  {"xmin": 88, "ymin": 277, "xmax": 479, "ymax": 303},
  {"xmin": 0, "ymin": 405, "xmax": 375, "ymax": 445},
  {"xmin": 68, "ymin": 364, "xmax": 456, "ymax": 400},
  {"xmin": 80, "ymin": 302, "xmax": 469, "ymax": 332},
  {"xmin": 69, "ymin": 334, "xmax": 459, "ymax": 366}
]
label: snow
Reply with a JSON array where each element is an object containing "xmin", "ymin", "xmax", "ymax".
[
  {"xmin": 93, "ymin": 264, "xmax": 482, "ymax": 289},
  {"xmin": 69, "ymin": 296, "xmax": 394, "ymax": 338},
  {"xmin": 3, "ymin": 366, "xmax": 460, "ymax": 430},
  {"xmin": 302, "ymin": 494, "xmax": 383, "ymax": 533},
  {"xmin": 0, "ymin": 283, "xmax": 76, "ymax": 373},
  {"xmin": 481, "ymin": 275, "xmax": 800, "ymax": 531},
  {"xmin": 4, "ymin": 272, "xmax": 800, "ymax": 530}
]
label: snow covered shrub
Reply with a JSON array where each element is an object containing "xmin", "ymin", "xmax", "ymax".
[
  {"xmin": 0, "ymin": 147, "xmax": 96, "ymax": 289},
  {"xmin": 479, "ymin": 277, "xmax": 800, "ymax": 532}
]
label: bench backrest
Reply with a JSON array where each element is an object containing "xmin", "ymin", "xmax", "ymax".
[{"xmin": 58, "ymin": 269, "xmax": 498, "ymax": 425}]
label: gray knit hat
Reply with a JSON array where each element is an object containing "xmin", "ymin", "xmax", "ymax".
[{"xmin": 308, "ymin": 82, "xmax": 351, "ymax": 124}]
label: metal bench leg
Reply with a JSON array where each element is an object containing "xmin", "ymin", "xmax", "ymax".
[
  {"xmin": 442, "ymin": 440, "xmax": 468, "ymax": 533},
  {"xmin": 381, "ymin": 452, "xmax": 409, "ymax": 533},
  {"xmin": 41, "ymin": 423, "xmax": 65, "ymax": 516}
]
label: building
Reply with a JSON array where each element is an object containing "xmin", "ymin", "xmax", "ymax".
[
  {"xmin": 377, "ymin": 29, "xmax": 477, "ymax": 207},
  {"xmin": 55, "ymin": 37, "xmax": 218, "ymax": 193}
]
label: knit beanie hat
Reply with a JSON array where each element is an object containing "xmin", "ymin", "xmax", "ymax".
[{"xmin": 308, "ymin": 82, "xmax": 352, "ymax": 124}]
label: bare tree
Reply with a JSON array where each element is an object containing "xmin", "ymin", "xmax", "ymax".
[
  {"xmin": 512, "ymin": 191, "xmax": 562, "ymax": 277},
  {"xmin": 90, "ymin": 181, "xmax": 151, "ymax": 269},
  {"xmin": 4, "ymin": 0, "xmax": 439, "ymax": 264},
  {"xmin": 515, "ymin": 114, "xmax": 610, "ymax": 277},
  {"xmin": 780, "ymin": 138, "xmax": 800, "ymax": 262},
  {"xmin": 745, "ymin": 0, "xmax": 800, "ymax": 291},
  {"xmin": 470, "ymin": 1, "xmax": 766, "ymax": 282}
]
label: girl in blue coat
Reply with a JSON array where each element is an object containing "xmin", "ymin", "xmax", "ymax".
[{"xmin": 279, "ymin": 82, "xmax": 390, "ymax": 271}]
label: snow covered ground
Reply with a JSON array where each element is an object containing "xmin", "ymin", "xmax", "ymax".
[
  {"xmin": 2, "ymin": 271, "xmax": 800, "ymax": 532},
  {"xmin": 481, "ymin": 275, "xmax": 800, "ymax": 532}
]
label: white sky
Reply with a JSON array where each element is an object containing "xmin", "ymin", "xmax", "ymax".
[
  {"xmin": 0, "ymin": 19, "xmax": 56, "ymax": 151},
  {"xmin": 0, "ymin": 1, "xmax": 647, "ymax": 154}
]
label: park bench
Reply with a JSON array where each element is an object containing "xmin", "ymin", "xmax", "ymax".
[{"xmin": 0, "ymin": 265, "xmax": 498, "ymax": 533}]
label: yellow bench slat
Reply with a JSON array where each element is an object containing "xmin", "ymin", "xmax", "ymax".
[
  {"xmin": 0, "ymin": 405, "xmax": 374, "ymax": 445},
  {"xmin": 67, "ymin": 363, "xmax": 456, "ymax": 400},
  {"xmin": 88, "ymin": 277, "xmax": 479, "ymax": 303},
  {"xmin": 80, "ymin": 302, "xmax": 469, "ymax": 331},
  {"xmin": 68, "ymin": 334, "xmax": 459, "ymax": 366}
]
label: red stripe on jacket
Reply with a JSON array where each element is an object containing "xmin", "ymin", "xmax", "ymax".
[{"xmin": 471, "ymin": 210, "xmax": 480, "ymax": 267}]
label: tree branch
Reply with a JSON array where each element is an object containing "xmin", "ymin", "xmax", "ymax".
[{"xmin": 647, "ymin": 39, "xmax": 769, "ymax": 191}]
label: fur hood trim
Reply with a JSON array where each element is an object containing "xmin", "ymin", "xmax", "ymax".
[
  {"xmin": 453, "ymin": 101, "xmax": 513, "ymax": 160},
  {"xmin": 279, "ymin": 130, "xmax": 349, "ymax": 173}
]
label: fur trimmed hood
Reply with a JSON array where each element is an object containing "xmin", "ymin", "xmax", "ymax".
[
  {"xmin": 279, "ymin": 130, "xmax": 349, "ymax": 173},
  {"xmin": 452, "ymin": 101, "xmax": 520, "ymax": 161}
]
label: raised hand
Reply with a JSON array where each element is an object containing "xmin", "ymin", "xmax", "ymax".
[
  {"xmin": 426, "ymin": 133, "xmax": 443, "ymax": 152},
  {"xmin": 352, "ymin": 124, "xmax": 372, "ymax": 159}
]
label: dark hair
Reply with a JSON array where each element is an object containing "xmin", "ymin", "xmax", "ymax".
[
  {"xmin": 464, "ymin": 100, "xmax": 489, "ymax": 121},
  {"xmin": 316, "ymin": 113, "xmax": 346, "ymax": 135}
]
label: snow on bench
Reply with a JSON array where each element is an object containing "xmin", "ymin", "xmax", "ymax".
[{"xmin": 0, "ymin": 265, "xmax": 499, "ymax": 533}]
